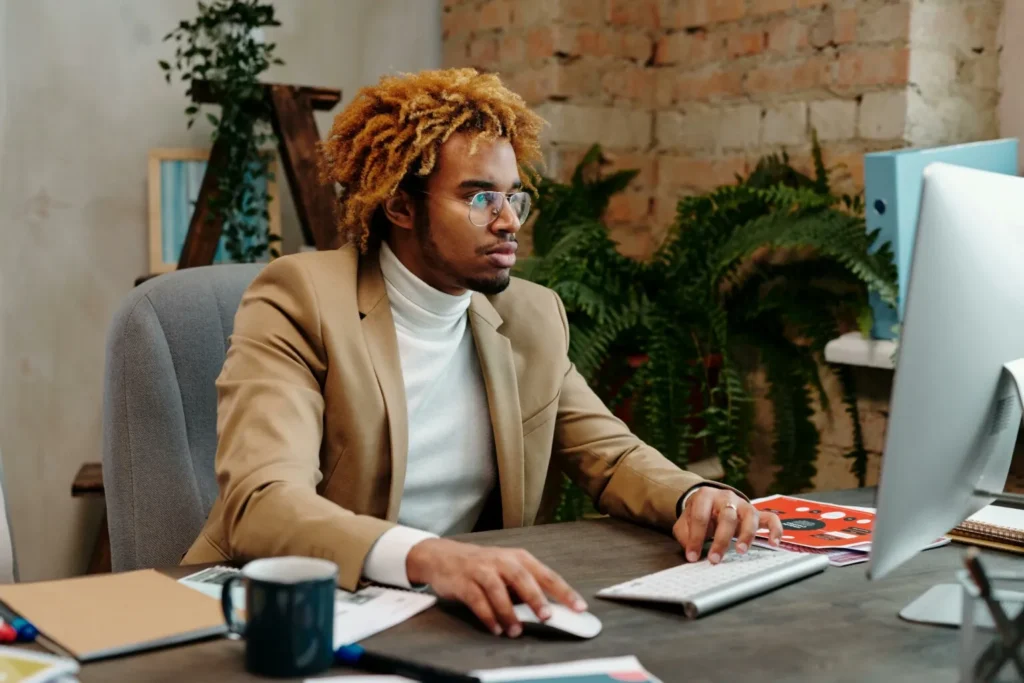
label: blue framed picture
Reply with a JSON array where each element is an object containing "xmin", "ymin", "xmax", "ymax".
[{"xmin": 147, "ymin": 148, "xmax": 281, "ymax": 273}]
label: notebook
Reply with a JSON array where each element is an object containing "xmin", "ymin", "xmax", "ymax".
[
  {"xmin": 949, "ymin": 504, "xmax": 1024, "ymax": 554},
  {"xmin": 0, "ymin": 569, "xmax": 226, "ymax": 662}
]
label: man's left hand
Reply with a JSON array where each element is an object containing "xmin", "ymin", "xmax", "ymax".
[{"xmin": 672, "ymin": 487, "xmax": 783, "ymax": 564}]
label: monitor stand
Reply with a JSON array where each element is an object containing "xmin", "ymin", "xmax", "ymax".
[
  {"xmin": 897, "ymin": 359, "xmax": 1024, "ymax": 628},
  {"xmin": 899, "ymin": 584, "xmax": 1024, "ymax": 628}
]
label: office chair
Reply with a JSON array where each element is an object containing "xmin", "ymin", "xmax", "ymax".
[
  {"xmin": 101, "ymin": 264, "xmax": 261, "ymax": 572},
  {"xmin": 0, "ymin": 448, "xmax": 18, "ymax": 582}
]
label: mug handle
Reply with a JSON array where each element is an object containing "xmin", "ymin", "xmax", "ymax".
[{"xmin": 221, "ymin": 576, "xmax": 246, "ymax": 638}]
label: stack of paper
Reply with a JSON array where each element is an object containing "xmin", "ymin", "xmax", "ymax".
[
  {"xmin": 180, "ymin": 566, "xmax": 436, "ymax": 648},
  {"xmin": 310, "ymin": 656, "xmax": 663, "ymax": 683},
  {"xmin": 751, "ymin": 495, "xmax": 949, "ymax": 567}
]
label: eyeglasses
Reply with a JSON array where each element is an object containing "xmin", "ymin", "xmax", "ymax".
[{"xmin": 420, "ymin": 190, "xmax": 532, "ymax": 228}]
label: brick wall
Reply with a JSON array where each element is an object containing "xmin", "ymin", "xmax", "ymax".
[
  {"xmin": 443, "ymin": 0, "xmax": 1005, "ymax": 494},
  {"xmin": 444, "ymin": 0, "xmax": 920, "ymax": 258}
]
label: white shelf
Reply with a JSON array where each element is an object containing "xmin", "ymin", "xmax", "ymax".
[{"xmin": 824, "ymin": 332, "xmax": 897, "ymax": 370}]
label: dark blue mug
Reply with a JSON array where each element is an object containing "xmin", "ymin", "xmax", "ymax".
[{"xmin": 221, "ymin": 557, "xmax": 338, "ymax": 678}]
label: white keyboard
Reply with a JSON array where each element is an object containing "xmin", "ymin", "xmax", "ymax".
[{"xmin": 597, "ymin": 546, "xmax": 829, "ymax": 618}]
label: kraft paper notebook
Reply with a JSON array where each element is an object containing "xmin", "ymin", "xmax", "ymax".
[
  {"xmin": 949, "ymin": 504, "xmax": 1024, "ymax": 555},
  {"xmin": 0, "ymin": 569, "xmax": 226, "ymax": 662}
]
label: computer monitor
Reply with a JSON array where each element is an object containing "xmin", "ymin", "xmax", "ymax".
[{"xmin": 869, "ymin": 163, "xmax": 1024, "ymax": 595}]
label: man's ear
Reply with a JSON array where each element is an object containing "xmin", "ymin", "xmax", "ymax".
[{"xmin": 383, "ymin": 191, "xmax": 416, "ymax": 232}]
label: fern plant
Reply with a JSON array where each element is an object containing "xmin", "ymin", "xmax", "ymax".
[{"xmin": 518, "ymin": 139, "xmax": 897, "ymax": 518}]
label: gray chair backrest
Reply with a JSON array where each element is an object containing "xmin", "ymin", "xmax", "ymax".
[
  {"xmin": 0, "ymin": 448, "xmax": 18, "ymax": 583},
  {"xmin": 102, "ymin": 264, "xmax": 262, "ymax": 572}
]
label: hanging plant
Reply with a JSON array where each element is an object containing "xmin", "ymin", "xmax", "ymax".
[{"xmin": 160, "ymin": 0, "xmax": 283, "ymax": 263}]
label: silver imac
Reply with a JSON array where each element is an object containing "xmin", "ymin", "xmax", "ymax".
[{"xmin": 868, "ymin": 163, "xmax": 1024, "ymax": 604}]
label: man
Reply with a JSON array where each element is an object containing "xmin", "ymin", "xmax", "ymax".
[{"xmin": 183, "ymin": 68, "xmax": 783, "ymax": 638}]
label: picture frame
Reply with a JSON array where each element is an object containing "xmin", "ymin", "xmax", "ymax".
[{"xmin": 147, "ymin": 148, "xmax": 282, "ymax": 274}]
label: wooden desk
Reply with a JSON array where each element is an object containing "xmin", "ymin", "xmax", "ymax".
[{"xmin": 72, "ymin": 488, "xmax": 1017, "ymax": 682}]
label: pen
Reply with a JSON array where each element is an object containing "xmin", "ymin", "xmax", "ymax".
[
  {"xmin": 0, "ymin": 603, "xmax": 37, "ymax": 642},
  {"xmin": 335, "ymin": 644, "xmax": 482, "ymax": 683},
  {"xmin": 964, "ymin": 547, "xmax": 1024, "ymax": 680}
]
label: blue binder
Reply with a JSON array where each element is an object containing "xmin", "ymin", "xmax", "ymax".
[{"xmin": 864, "ymin": 139, "xmax": 1019, "ymax": 339}]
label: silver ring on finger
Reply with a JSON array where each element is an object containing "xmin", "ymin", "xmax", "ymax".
[{"xmin": 724, "ymin": 502, "xmax": 738, "ymax": 513}]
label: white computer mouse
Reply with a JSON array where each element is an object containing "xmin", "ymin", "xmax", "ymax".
[{"xmin": 512, "ymin": 603, "xmax": 603, "ymax": 639}]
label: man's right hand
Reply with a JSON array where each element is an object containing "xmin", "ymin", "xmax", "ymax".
[{"xmin": 406, "ymin": 538, "xmax": 587, "ymax": 638}]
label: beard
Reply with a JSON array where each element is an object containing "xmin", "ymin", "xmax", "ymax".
[{"xmin": 415, "ymin": 212, "xmax": 512, "ymax": 295}]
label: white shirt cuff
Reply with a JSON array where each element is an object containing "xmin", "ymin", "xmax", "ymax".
[
  {"xmin": 680, "ymin": 485, "xmax": 705, "ymax": 514},
  {"xmin": 362, "ymin": 525, "xmax": 438, "ymax": 589}
]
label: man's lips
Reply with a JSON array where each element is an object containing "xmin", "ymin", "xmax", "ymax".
[{"xmin": 485, "ymin": 242, "xmax": 517, "ymax": 269}]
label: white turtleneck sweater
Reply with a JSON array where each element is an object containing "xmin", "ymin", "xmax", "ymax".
[{"xmin": 361, "ymin": 241, "xmax": 497, "ymax": 588}]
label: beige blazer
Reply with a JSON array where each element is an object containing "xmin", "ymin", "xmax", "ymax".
[{"xmin": 182, "ymin": 244, "xmax": 733, "ymax": 589}]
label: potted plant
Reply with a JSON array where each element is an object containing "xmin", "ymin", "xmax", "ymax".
[
  {"xmin": 160, "ymin": 0, "xmax": 285, "ymax": 263},
  {"xmin": 518, "ymin": 137, "xmax": 897, "ymax": 521}
]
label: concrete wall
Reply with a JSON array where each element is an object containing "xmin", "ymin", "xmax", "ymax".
[
  {"xmin": 999, "ymin": 0, "xmax": 1024, "ymax": 171},
  {"xmin": 0, "ymin": 0, "xmax": 440, "ymax": 581}
]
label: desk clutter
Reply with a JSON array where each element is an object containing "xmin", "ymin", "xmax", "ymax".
[
  {"xmin": 750, "ymin": 494, "xmax": 950, "ymax": 567},
  {"xmin": 312, "ymin": 655, "xmax": 663, "ymax": 683},
  {"xmin": 0, "ymin": 495, "xmax": 1004, "ymax": 681},
  {"xmin": 0, "ymin": 569, "xmax": 225, "ymax": 662}
]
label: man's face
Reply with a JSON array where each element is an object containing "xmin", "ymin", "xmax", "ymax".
[{"xmin": 405, "ymin": 131, "xmax": 523, "ymax": 296}]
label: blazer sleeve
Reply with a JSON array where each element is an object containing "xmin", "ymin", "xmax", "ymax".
[
  {"xmin": 214, "ymin": 256, "xmax": 395, "ymax": 590},
  {"xmin": 549, "ymin": 290, "xmax": 746, "ymax": 531}
]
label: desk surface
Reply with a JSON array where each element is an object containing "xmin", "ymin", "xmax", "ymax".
[{"xmin": 74, "ymin": 488, "xmax": 1015, "ymax": 683}]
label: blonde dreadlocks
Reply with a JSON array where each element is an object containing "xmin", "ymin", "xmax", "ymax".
[{"xmin": 317, "ymin": 68, "xmax": 546, "ymax": 252}]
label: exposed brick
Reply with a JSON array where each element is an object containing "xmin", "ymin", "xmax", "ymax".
[
  {"xmin": 551, "ymin": 146, "xmax": 590, "ymax": 181},
  {"xmin": 659, "ymin": 155, "xmax": 748, "ymax": 192},
  {"xmin": 656, "ymin": 105, "xmax": 760, "ymax": 152},
  {"xmin": 525, "ymin": 26, "xmax": 557, "ymax": 61},
  {"xmin": 555, "ymin": 59, "xmax": 605, "ymax": 100},
  {"xmin": 571, "ymin": 26, "xmax": 614, "ymax": 58},
  {"xmin": 654, "ymin": 31, "xmax": 722, "ymax": 66},
  {"xmin": 859, "ymin": 89, "xmax": 908, "ymax": 140},
  {"xmin": 676, "ymin": 69, "xmax": 745, "ymax": 101},
  {"xmin": 858, "ymin": 2, "xmax": 910, "ymax": 45},
  {"xmin": 727, "ymin": 30, "xmax": 766, "ymax": 57},
  {"xmin": 537, "ymin": 102, "xmax": 653, "ymax": 148},
  {"xmin": 478, "ymin": 0, "xmax": 512, "ymax": 31},
  {"xmin": 654, "ymin": 192, "xmax": 684, "ymax": 231},
  {"xmin": 511, "ymin": 0, "xmax": 557, "ymax": 27},
  {"xmin": 468, "ymin": 36, "xmax": 500, "ymax": 65},
  {"xmin": 499, "ymin": 33, "xmax": 524, "ymax": 65},
  {"xmin": 821, "ymin": 146, "xmax": 866, "ymax": 192},
  {"xmin": 442, "ymin": 6, "xmax": 474, "ymax": 38},
  {"xmin": 443, "ymin": 37, "xmax": 469, "ymax": 67},
  {"xmin": 605, "ymin": 191, "xmax": 653, "ymax": 224},
  {"xmin": 836, "ymin": 47, "xmax": 910, "ymax": 89},
  {"xmin": 808, "ymin": 9, "xmax": 833, "ymax": 48},
  {"xmin": 745, "ymin": 58, "xmax": 831, "ymax": 94},
  {"xmin": 809, "ymin": 99, "xmax": 857, "ymax": 141},
  {"xmin": 618, "ymin": 30, "xmax": 654, "ymax": 61},
  {"xmin": 605, "ymin": 151, "xmax": 658, "ymax": 189},
  {"xmin": 560, "ymin": 0, "xmax": 608, "ymax": 25},
  {"xmin": 762, "ymin": 102, "xmax": 808, "ymax": 145},
  {"xmin": 608, "ymin": 0, "xmax": 660, "ymax": 29},
  {"xmin": 750, "ymin": 0, "xmax": 794, "ymax": 16},
  {"xmin": 667, "ymin": 0, "xmax": 746, "ymax": 29},
  {"xmin": 608, "ymin": 223, "xmax": 654, "ymax": 259},
  {"xmin": 767, "ymin": 17, "xmax": 808, "ymax": 54},
  {"xmin": 507, "ymin": 64, "xmax": 558, "ymax": 104},
  {"xmin": 602, "ymin": 66, "xmax": 657, "ymax": 105},
  {"xmin": 833, "ymin": 8, "xmax": 858, "ymax": 45}
]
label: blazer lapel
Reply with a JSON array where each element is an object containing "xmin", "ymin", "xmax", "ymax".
[
  {"xmin": 469, "ymin": 294, "xmax": 525, "ymax": 529},
  {"xmin": 358, "ymin": 250, "xmax": 408, "ymax": 522}
]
